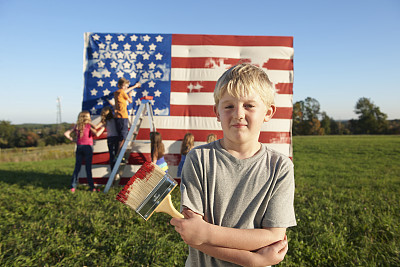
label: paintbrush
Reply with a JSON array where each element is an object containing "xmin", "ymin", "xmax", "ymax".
[{"xmin": 116, "ymin": 161, "xmax": 184, "ymax": 220}]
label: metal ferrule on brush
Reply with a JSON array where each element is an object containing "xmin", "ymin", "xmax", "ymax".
[{"xmin": 136, "ymin": 173, "xmax": 177, "ymax": 220}]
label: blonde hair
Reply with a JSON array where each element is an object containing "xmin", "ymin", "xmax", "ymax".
[
  {"xmin": 100, "ymin": 106, "xmax": 114, "ymax": 124},
  {"xmin": 180, "ymin": 133, "xmax": 194, "ymax": 155},
  {"xmin": 206, "ymin": 133, "xmax": 217, "ymax": 143},
  {"xmin": 76, "ymin": 110, "xmax": 90, "ymax": 138},
  {"xmin": 118, "ymin": 77, "xmax": 130, "ymax": 88},
  {"xmin": 214, "ymin": 63, "xmax": 275, "ymax": 107}
]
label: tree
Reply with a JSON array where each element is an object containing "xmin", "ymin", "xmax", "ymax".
[
  {"xmin": 320, "ymin": 112, "xmax": 331, "ymax": 135},
  {"xmin": 292, "ymin": 97, "xmax": 323, "ymax": 135},
  {"xmin": 0, "ymin": 120, "xmax": 15, "ymax": 148},
  {"xmin": 351, "ymin": 97, "xmax": 388, "ymax": 134},
  {"xmin": 292, "ymin": 100, "xmax": 304, "ymax": 135}
]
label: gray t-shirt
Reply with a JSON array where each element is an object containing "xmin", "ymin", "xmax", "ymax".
[{"xmin": 180, "ymin": 140, "xmax": 296, "ymax": 267}]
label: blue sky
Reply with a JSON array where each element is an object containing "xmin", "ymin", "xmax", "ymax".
[{"xmin": 0, "ymin": 0, "xmax": 399, "ymax": 124}]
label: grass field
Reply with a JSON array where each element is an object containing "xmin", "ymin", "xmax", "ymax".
[{"xmin": 0, "ymin": 135, "xmax": 399, "ymax": 266}]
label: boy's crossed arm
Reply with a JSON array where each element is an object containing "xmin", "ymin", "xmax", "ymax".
[{"xmin": 170, "ymin": 207, "xmax": 288, "ymax": 266}]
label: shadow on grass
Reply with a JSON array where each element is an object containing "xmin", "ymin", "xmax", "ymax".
[{"xmin": 0, "ymin": 169, "xmax": 70, "ymax": 190}]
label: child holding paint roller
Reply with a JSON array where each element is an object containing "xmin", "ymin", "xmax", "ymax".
[{"xmin": 170, "ymin": 63, "xmax": 296, "ymax": 267}]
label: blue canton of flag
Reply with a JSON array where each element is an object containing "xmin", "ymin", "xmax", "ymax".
[{"xmin": 82, "ymin": 33, "xmax": 172, "ymax": 116}]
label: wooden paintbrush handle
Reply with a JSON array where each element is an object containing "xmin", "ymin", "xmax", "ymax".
[{"xmin": 155, "ymin": 193, "xmax": 184, "ymax": 218}]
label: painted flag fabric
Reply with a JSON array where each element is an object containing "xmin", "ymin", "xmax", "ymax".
[{"xmin": 80, "ymin": 33, "xmax": 294, "ymax": 185}]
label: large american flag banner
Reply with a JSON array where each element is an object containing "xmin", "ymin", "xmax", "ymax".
[{"xmin": 80, "ymin": 32, "xmax": 293, "ymax": 185}]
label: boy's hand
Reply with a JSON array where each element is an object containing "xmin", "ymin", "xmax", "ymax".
[
  {"xmin": 170, "ymin": 208, "xmax": 209, "ymax": 246},
  {"xmin": 253, "ymin": 235, "xmax": 288, "ymax": 266}
]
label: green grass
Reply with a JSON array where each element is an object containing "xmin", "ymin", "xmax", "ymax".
[{"xmin": 0, "ymin": 136, "xmax": 399, "ymax": 266}]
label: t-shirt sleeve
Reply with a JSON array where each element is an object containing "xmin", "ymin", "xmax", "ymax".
[
  {"xmin": 180, "ymin": 151, "xmax": 205, "ymax": 217},
  {"xmin": 262, "ymin": 158, "xmax": 297, "ymax": 228}
]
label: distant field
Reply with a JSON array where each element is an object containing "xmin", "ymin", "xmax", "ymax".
[
  {"xmin": 0, "ymin": 135, "xmax": 399, "ymax": 266},
  {"xmin": 0, "ymin": 144, "xmax": 75, "ymax": 162}
]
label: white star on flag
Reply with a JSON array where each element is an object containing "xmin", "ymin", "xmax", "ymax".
[
  {"xmin": 130, "ymin": 35, "xmax": 138, "ymax": 41},
  {"xmin": 154, "ymin": 89, "xmax": 161, "ymax": 97},
  {"xmin": 111, "ymin": 43, "xmax": 119, "ymax": 50},
  {"xmin": 99, "ymin": 43, "xmax": 106, "ymax": 49},
  {"xmin": 143, "ymin": 35, "xmax": 150, "ymax": 41},
  {"xmin": 155, "ymin": 53, "xmax": 163, "ymax": 60},
  {"xmin": 116, "ymin": 71, "xmax": 124, "ymax": 78},
  {"xmin": 136, "ymin": 43, "xmax": 144, "ymax": 50},
  {"xmin": 117, "ymin": 52, "xmax": 124, "ymax": 59},
  {"xmin": 142, "ymin": 90, "xmax": 149, "ymax": 97},
  {"xmin": 154, "ymin": 108, "xmax": 161, "ymax": 115},
  {"xmin": 148, "ymin": 81, "xmax": 156, "ymax": 88},
  {"xmin": 97, "ymin": 80, "xmax": 104, "ymax": 87},
  {"xmin": 110, "ymin": 61, "xmax": 118, "ymax": 68},
  {"xmin": 90, "ymin": 88, "xmax": 98, "ymax": 96},
  {"xmin": 103, "ymin": 88, "xmax": 111, "ymax": 96},
  {"xmin": 92, "ymin": 51, "xmax": 99, "ymax": 59},
  {"xmin": 142, "ymin": 53, "xmax": 150, "ymax": 60},
  {"xmin": 97, "ymin": 98, "xmax": 104, "ymax": 106},
  {"xmin": 149, "ymin": 43, "xmax": 157, "ymax": 50},
  {"xmin": 91, "ymin": 70, "xmax": 101, "ymax": 78},
  {"xmin": 123, "ymin": 43, "xmax": 131, "ymax": 50},
  {"xmin": 154, "ymin": 71, "xmax": 162, "ymax": 78},
  {"xmin": 110, "ymin": 80, "xmax": 117, "ymax": 87},
  {"xmin": 136, "ymin": 62, "xmax": 143, "ymax": 69},
  {"xmin": 103, "ymin": 69, "xmax": 111, "ymax": 78},
  {"xmin": 98, "ymin": 61, "xmax": 105, "ymax": 68},
  {"xmin": 123, "ymin": 62, "xmax": 131, "ymax": 69},
  {"xmin": 142, "ymin": 72, "xmax": 149, "ymax": 79},
  {"xmin": 105, "ymin": 34, "xmax": 112, "ymax": 41},
  {"xmin": 155, "ymin": 35, "xmax": 163, "ymax": 42},
  {"xmin": 92, "ymin": 34, "xmax": 100, "ymax": 41},
  {"xmin": 118, "ymin": 35, "xmax": 125, "ymax": 41}
]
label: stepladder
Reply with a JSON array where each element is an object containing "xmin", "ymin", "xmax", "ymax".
[{"xmin": 103, "ymin": 96, "xmax": 156, "ymax": 193}]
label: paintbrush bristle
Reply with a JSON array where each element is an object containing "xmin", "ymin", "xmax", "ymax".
[{"xmin": 116, "ymin": 161, "xmax": 166, "ymax": 211}]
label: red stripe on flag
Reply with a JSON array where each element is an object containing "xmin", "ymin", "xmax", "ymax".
[
  {"xmin": 172, "ymin": 34, "xmax": 293, "ymax": 47},
  {"xmin": 170, "ymin": 104, "xmax": 215, "ymax": 117},
  {"xmin": 171, "ymin": 81, "xmax": 216, "ymax": 93},
  {"xmin": 275, "ymin": 83, "xmax": 293, "ymax": 94}
]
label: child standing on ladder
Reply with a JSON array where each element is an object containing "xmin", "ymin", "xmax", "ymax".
[
  {"xmin": 150, "ymin": 131, "xmax": 169, "ymax": 173},
  {"xmin": 114, "ymin": 77, "xmax": 141, "ymax": 150}
]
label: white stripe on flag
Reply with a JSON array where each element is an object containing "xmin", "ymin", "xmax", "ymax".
[{"xmin": 171, "ymin": 45, "xmax": 294, "ymax": 60}]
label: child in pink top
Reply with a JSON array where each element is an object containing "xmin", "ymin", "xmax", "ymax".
[{"xmin": 64, "ymin": 110, "xmax": 101, "ymax": 192}]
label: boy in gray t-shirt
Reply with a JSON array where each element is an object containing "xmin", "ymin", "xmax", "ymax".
[{"xmin": 171, "ymin": 63, "xmax": 296, "ymax": 267}]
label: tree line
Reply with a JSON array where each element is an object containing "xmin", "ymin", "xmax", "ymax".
[
  {"xmin": 293, "ymin": 97, "xmax": 399, "ymax": 135},
  {"xmin": 0, "ymin": 97, "xmax": 399, "ymax": 148},
  {"xmin": 0, "ymin": 122, "xmax": 72, "ymax": 148}
]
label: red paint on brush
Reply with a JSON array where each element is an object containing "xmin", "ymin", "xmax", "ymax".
[{"xmin": 116, "ymin": 162, "xmax": 155, "ymax": 203}]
